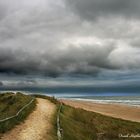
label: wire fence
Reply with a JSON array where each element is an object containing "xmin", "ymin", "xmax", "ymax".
[{"xmin": 0, "ymin": 98, "xmax": 35, "ymax": 123}]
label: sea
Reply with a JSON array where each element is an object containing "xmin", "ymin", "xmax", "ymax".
[
  {"xmin": 64, "ymin": 95, "xmax": 140, "ymax": 107},
  {"xmin": 0, "ymin": 87, "xmax": 140, "ymax": 107}
]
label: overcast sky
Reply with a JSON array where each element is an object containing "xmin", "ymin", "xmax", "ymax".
[{"xmin": 0, "ymin": 0, "xmax": 140, "ymax": 88}]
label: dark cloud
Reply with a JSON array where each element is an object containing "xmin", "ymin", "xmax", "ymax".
[
  {"xmin": 0, "ymin": 34, "xmax": 140, "ymax": 77},
  {"xmin": 0, "ymin": 81, "xmax": 3, "ymax": 86},
  {"xmin": 15, "ymin": 80, "xmax": 37, "ymax": 87},
  {"xmin": 0, "ymin": 0, "xmax": 140, "ymax": 78},
  {"xmin": 65, "ymin": 0, "xmax": 140, "ymax": 20},
  {"xmin": 0, "ymin": 43, "xmax": 115, "ymax": 77}
]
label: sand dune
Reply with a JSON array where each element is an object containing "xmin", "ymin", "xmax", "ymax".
[
  {"xmin": 1, "ymin": 98, "xmax": 56, "ymax": 140},
  {"xmin": 62, "ymin": 99, "xmax": 140, "ymax": 122}
]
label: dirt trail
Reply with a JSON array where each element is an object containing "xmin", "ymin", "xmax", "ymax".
[{"xmin": 1, "ymin": 98, "xmax": 56, "ymax": 140}]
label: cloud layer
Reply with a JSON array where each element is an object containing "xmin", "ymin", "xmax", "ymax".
[
  {"xmin": 65, "ymin": 0, "xmax": 140, "ymax": 20},
  {"xmin": 0, "ymin": 0, "xmax": 140, "ymax": 78}
]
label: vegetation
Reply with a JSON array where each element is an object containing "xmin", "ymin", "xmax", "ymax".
[
  {"xmin": 34, "ymin": 95, "xmax": 140, "ymax": 140},
  {"xmin": 49, "ymin": 107, "xmax": 58, "ymax": 140},
  {"xmin": 32, "ymin": 94, "xmax": 59, "ymax": 105},
  {"xmin": 60, "ymin": 104, "xmax": 140, "ymax": 140},
  {"xmin": 0, "ymin": 92, "xmax": 36, "ymax": 133},
  {"xmin": 1, "ymin": 93, "xmax": 140, "ymax": 140}
]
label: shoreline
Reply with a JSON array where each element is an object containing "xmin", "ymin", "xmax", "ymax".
[
  {"xmin": 60, "ymin": 97, "xmax": 140, "ymax": 107},
  {"xmin": 61, "ymin": 99, "xmax": 140, "ymax": 123}
]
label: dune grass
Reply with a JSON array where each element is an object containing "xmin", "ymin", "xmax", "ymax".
[
  {"xmin": 60, "ymin": 104, "xmax": 140, "ymax": 140},
  {"xmin": 32, "ymin": 94, "xmax": 59, "ymax": 105},
  {"xmin": 0, "ymin": 92, "xmax": 36, "ymax": 133},
  {"xmin": 48, "ymin": 106, "xmax": 58, "ymax": 140}
]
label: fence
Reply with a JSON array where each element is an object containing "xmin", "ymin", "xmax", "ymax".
[
  {"xmin": 0, "ymin": 98, "xmax": 35, "ymax": 123},
  {"xmin": 57, "ymin": 103, "xmax": 63, "ymax": 140}
]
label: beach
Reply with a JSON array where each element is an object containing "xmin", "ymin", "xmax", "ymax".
[{"xmin": 61, "ymin": 99, "xmax": 140, "ymax": 122}]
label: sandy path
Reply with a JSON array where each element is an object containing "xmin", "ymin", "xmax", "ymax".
[
  {"xmin": 1, "ymin": 98, "xmax": 56, "ymax": 140},
  {"xmin": 62, "ymin": 99, "xmax": 140, "ymax": 122}
]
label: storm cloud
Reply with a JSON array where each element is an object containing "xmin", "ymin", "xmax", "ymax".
[
  {"xmin": 65, "ymin": 0, "xmax": 140, "ymax": 20},
  {"xmin": 0, "ymin": 43, "xmax": 115, "ymax": 76},
  {"xmin": 0, "ymin": 81, "xmax": 3, "ymax": 86},
  {"xmin": 0, "ymin": 0, "xmax": 140, "ymax": 78}
]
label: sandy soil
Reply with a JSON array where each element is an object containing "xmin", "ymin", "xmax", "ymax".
[
  {"xmin": 1, "ymin": 98, "xmax": 56, "ymax": 140},
  {"xmin": 61, "ymin": 99, "xmax": 140, "ymax": 122}
]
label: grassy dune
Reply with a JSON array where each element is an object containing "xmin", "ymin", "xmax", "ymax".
[
  {"xmin": 0, "ymin": 92, "xmax": 36, "ymax": 133},
  {"xmin": 35, "ymin": 95, "xmax": 140, "ymax": 140},
  {"xmin": 60, "ymin": 104, "xmax": 140, "ymax": 140},
  {"xmin": 1, "ymin": 93, "xmax": 140, "ymax": 140}
]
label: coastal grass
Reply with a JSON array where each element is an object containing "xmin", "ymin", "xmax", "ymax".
[
  {"xmin": 0, "ymin": 92, "xmax": 36, "ymax": 133},
  {"xmin": 60, "ymin": 104, "xmax": 140, "ymax": 140},
  {"xmin": 32, "ymin": 94, "xmax": 59, "ymax": 105},
  {"xmin": 49, "ymin": 106, "xmax": 58, "ymax": 140}
]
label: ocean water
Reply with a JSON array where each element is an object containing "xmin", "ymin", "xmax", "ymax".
[
  {"xmin": 65, "ymin": 96, "xmax": 140, "ymax": 107},
  {"xmin": 0, "ymin": 88, "xmax": 140, "ymax": 107},
  {"xmin": 43, "ymin": 92, "xmax": 140, "ymax": 107},
  {"xmin": 30, "ymin": 91, "xmax": 140, "ymax": 107}
]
